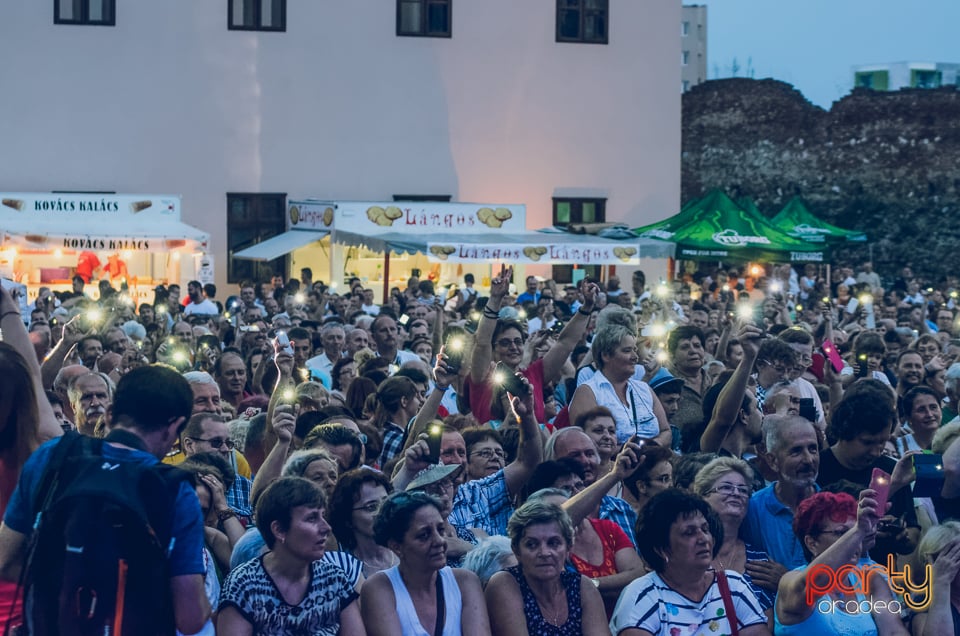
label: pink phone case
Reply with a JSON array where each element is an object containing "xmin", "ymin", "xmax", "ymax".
[{"xmin": 822, "ymin": 339, "xmax": 844, "ymax": 373}]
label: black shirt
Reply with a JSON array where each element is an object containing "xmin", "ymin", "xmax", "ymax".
[{"xmin": 816, "ymin": 449, "xmax": 918, "ymax": 563}]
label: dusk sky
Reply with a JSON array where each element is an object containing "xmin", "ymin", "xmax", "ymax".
[{"xmin": 695, "ymin": 0, "xmax": 960, "ymax": 109}]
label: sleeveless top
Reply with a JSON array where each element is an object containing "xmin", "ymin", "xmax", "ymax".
[
  {"xmin": 506, "ymin": 565, "xmax": 583, "ymax": 636},
  {"xmin": 582, "ymin": 370, "xmax": 658, "ymax": 443},
  {"xmin": 385, "ymin": 565, "xmax": 463, "ymax": 636},
  {"xmin": 774, "ymin": 569, "xmax": 879, "ymax": 636}
]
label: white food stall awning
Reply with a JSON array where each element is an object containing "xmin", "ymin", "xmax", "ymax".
[
  {"xmin": 0, "ymin": 193, "xmax": 209, "ymax": 251},
  {"xmin": 234, "ymin": 230, "xmax": 329, "ymax": 261}
]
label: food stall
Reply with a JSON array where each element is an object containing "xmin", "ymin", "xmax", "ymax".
[
  {"xmin": 0, "ymin": 193, "xmax": 209, "ymax": 303},
  {"xmin": 234, "ymin": 199, "xmax": 674, "ymax": 299}
]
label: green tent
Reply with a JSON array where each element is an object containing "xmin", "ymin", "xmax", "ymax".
[
  {"xmin": 633, "ymin": 190, "xmax": 827, "ymax": 263},
  {"xmin": 770, "ymin": 196, "xmax": 867, "ymax": 243}
]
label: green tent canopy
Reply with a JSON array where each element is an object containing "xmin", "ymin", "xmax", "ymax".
[
  {"xmin": 770, "ymin": 197, "xmax": 867, "ymax": 243},
  {"xmin": 633, "ymin": 190, "xmax": 827, "ymax": 263}
]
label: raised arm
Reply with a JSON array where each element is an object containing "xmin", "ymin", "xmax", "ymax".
[
  {"xmin": 469, "ymin": 265, "xmax": 512, "ymax": 384},
  {"xmin": 1, "ymin": 287, "xmax": 61, "ymax": 441},
  {"xmin": 250, "ymin": 403, "xmax": 296, "ymax": 506},
  {"xmin": 701, "ymin": 325, "xmax": 762, "ymax": 452},
  {"xmin": 502, "ymin": 376, "xmax": 544, "ymax": 497},
  {"xmin": 776, "ymin": 489, "xmax": 880, "ymax": 622},
  {"xmin": 541, "ymin": 281, "xmax": 598, "ymax": 383},
  {"xmin": 402, "ymin": 352, "xmax": 455, "ymax": 452},
  {"xmin": 563, "ymin": 441, "xmax": 641, "ymax": 525}
]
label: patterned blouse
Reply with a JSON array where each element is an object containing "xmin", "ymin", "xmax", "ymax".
[{"xmin": 506, "ymin": 565, "xmax": 583, "ymax": 636}]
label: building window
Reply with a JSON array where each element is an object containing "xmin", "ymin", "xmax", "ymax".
[
  {"xmin": 855, "ymin": 70, "xmax": 888, "ymax": 91},
  {"xmin": 552, "ymin": 198, "xmax": 605, "ymax": 281},
  {"xmin": 397, "ymin": 0, "xmax": 451, "ymax": 37},
  {"xmin": 229, "ymin": 0, "xmax": 286, "ymax": 32},
  {"xmin": 227, "ymin": 193, "xmax": 287, "ymax": 284},
  {"xmin": 681, "ymin": 20, "xmax": 689, "ymax": 36},
  {"xmin": 556, "ymin": 0, "xmax": 608, "ymax": 44},
  {"xmin": 55, "ymin": 0, "xmax": 115, "ymax": 26},
  {"xmin": 682, "ymin": 50, "xmax": 690, "ymax": 66},
  {"xmin": 682, "ymin": 80, "xmax": 690, "ymax": 93},
  {"xmin": 912, "ymin": 69, "xmax": 942, "ymax": 89}
]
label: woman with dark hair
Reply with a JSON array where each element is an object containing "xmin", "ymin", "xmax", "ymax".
[
  {"xmin": 486, "ymin": 499, "xmax": 609, "ymax": 635},
  {"xmin": 610, "ymin": 489, "xmax": 769, "ymax": 636},
  {"xmin": 372, "ymin": 376, "xmax": 424, "ymax": 467},
  {"xmin": 568, "ymin": 306, "xmax": 670, "ymax": 447},
  {"xmin": 775, "ymin": 490, "xmax": 907, "ymax": 635},
  {"xmin": 0, "ymin": 284, "xmax": 62, "ymax": 629},
  {"xmin": 361, "ymin": 492, "xmax": 489, "ymax": 635},
  {"xmin": 328, "ymin": 468, "xmax": 397, "ymax": 578},
  {"xmin": 217, "ymin": 477, "xmax": 365, "ymax": 635},
  {"xmin": 467, "ymin": 267, "xmax": 599, "ymax": 425},
  {"xmin": 345, "ymin": 376, "xmax": 378, "ymax": 421},
  {"xmin": 621, "ymin": 444, "xmax": 674, "ymax": 515},
  {"xmin": 895, "ymin": 386, "xmax": 942, "ymax": 455},
  {"xmin": 331, "ymin": 356, "xmax": 357, "ymax": 395}
]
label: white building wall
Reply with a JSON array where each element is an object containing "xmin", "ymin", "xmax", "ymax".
[{"xmin": 0, "ymin": 0, "xmax": 680, "ymax": 290}]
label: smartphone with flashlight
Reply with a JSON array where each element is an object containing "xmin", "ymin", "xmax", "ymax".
[
  {"xmin": 869, "ymin": 468, "xmax": 892, "ymax": 516},
  {"xmin": 494, "ymin": 362, "xmax": 529, "ymax": 398},
  {"xmin": 444, "ymin": 336, "xmax": 465, "ymax": 373},
  {"xmin": 426, "ymin": 423, "xmax": 443, "ymax": 464},
  {"xmin": 821, "ymin": 338, "xmax": 844, "ymax": 373},
  {"xmin": 274, "ymin": 331, "xmax": 294, "ymax": 356},
  {"xmin": 856, "ymin": 353, "xmax": 870, "ymax": 378}
]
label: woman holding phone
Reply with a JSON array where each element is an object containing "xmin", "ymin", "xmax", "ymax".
[{"xmin": 466, "ymin": 266, "xmax": 598, "ymax": 425}]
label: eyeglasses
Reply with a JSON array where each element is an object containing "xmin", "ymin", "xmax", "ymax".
[
  {"xmin": 352, "ymin": 498, "xmax": 387, "ymax": 514},
  {"xmin": 495, "ymin": 338, "xmax": 524, "ymax": 349},
  {"xmin": 188, "ymin": 437, "xmax": 235, "ymax": 450},
  {"xmin": 423, "ymin": 479, "xmax": 456, "ymax": 496},
  {"xmin": 708, "ymin": 483, "xmax": 751, "ymax": 497},
  {"xmin": 471, "ymin": 448, "xmax": 506, "ymax": 461}
]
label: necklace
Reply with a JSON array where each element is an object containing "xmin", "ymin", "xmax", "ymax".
[{"xmin": 538, "ymin": 588, "xmax": 565, "ymax": 626}]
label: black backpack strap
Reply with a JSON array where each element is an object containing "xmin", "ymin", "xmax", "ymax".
[{"xmin": 32, "ymin": 432, "xmax": 103, "ymax": 519}]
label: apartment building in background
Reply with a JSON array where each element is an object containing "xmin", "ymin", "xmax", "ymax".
[
  {"xmin": 681, "ymin": 4, "xmax": 707, "ymax": 93},
  {"xmin": 854, "ymin": 61, "xmax": 960, "ymax": 91}
]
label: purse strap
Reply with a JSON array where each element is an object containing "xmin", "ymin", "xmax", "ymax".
[
  {"xmin": 434, "ymin": 570, "xmax": 446, "ymax": 636},
  {"xmin": 715, "ymin": 570, "xmax": 739, "ymax": 636}
]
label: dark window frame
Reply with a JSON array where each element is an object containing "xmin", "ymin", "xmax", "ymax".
[
  {"xmin": 556, "ymin": 0, "xmax": 609, "ymax": 45},
  {"xmin": 552, "ymin": 197, "xmax": 606, "ymax": 227},
  {"xmin": 54, "ymin": 0, "xmax": 115, "ymax": 26},
  {"xmin": 228, "ymin": 0, "xmax": 287, "ymax": 32},
  {"xmin": 227, "ymin": 192, "xmax": 288, "ymax": 284},
  {"xmin": 551, "ymin": 196, "xmax": 606, "ymax": 283},
  {"xmin": 396, "ymin": 0, "xmax": 452, "ymax": 38}
]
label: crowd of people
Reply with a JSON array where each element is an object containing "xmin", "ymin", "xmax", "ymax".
[{"xmin": 3, "ymin": 258, "xmax": 960, "ymax": 635}]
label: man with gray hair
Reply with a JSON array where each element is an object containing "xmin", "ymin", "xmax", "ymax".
[
  {"xmin": 546, "ymin": 426, "xmax": 640, "ymax": 545},
  {"xmin": 183, "ymin": 370, "xmax": 222, "ymax": 415},
  {"xmin": 53, "ymin": 364, "xmax": 89, "ymax": 425},
  {"xmin": 744, "ymin": 414, "xmax": 820, "ymax": 568},
  {"xmin": 67, "ymin": 371, "xmax": 114, "ymax": 436},
  {"xmin": 306, "ymin": 322, "xmax": 345, "ymax": 375}
]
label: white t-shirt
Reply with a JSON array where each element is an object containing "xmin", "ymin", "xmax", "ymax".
[{"xmin": 183, "ymin": 299, "xmax": 219, "ymax": 316}]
